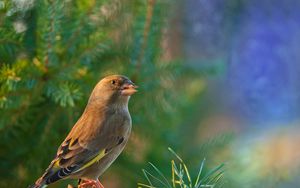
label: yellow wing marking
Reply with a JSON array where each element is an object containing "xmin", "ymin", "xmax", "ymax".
[
  {"xmin": 74, "ymin": 149, "xmax": 106, "ymax": 173},
  {"xmin": 53, "ymin": 160, "xmax": 60, "ymax": 169}
]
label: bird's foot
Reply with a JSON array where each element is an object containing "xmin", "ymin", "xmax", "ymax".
[{"xmin": 78, "ymin": 179, "xmax": 104, "ymax": 188}]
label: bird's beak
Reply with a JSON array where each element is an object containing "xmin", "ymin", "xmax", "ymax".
[{"xmin": 121, "ymin": 81, "xmax": 138, "ymax": 96}]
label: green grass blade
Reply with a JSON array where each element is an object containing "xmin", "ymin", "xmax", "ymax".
[
  {"xmin": 194, "ymin": 158, "xmax": 206, "ymax": 187},
  {"xmin": 149, "ymin": 162, "xmax": 172, "ymax": 188},
  {"xmin": 183, "ymin": 163, "xmax": 192, "ymax": 188},
  {"xmin": 137, "ymin": 183, "xmax": 158, "ymax": 188},
  {"xmin": 143, "ymin": 169, "xmax": 169, "ymax": 187},
  {"xmin": 197, "ymin": 163, "xmax": 225, "ymax": 187},
  {"xmin": 168, "ymin": 147, "xmax": 183, "ymax": 162},
  {"xmin": 142, "ymin": 169, "xmax": 154, "ymax": 186},
  {"xmin": 206, "ymin": 170, "xmax": 224, "ymax": 185}
]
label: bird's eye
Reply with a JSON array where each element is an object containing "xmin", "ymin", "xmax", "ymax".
[{"xmin": 111, "ymin": 80, "xmax": 116, "ymax": 85}]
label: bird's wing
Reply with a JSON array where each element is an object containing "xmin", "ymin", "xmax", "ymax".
[{"xmin": 41, "ymin": 134, "xmax": 124, "ymax": 185}]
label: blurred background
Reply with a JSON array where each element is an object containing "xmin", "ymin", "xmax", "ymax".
[{"xmin": 1, "ymin": 0, "xmax": 300, "ymax": 187}]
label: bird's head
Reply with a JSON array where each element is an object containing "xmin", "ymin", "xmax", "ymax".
[{"xmin": 88, "ymin": 75, "xmax": 138, "ymax": 106}]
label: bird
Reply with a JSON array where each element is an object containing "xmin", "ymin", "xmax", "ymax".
[{"xmin": 29, "ymin": 75, "xmax": 138, "ymax": 188}]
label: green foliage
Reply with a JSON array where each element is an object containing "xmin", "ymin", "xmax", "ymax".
[
  {"xmin": 49, "ymin": 82, "xmax": 83, "ymax": 107},
  {"xmin": 0, "ymin": 0, "xmax": 221, "ymax": 187},
  {"xmin": 138, "ymin": 148, "xmax": 224, "ymax": 188}
]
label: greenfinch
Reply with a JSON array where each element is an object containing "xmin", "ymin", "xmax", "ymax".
[{"xmin": 30, "ymin": 75, "xmax": 137, "ymax": 188}]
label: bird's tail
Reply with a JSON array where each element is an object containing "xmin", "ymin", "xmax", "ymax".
[
  {"xmin": 28, "ymin": 177, "xmax": 48, "ymax": 188},
  {"xmin": 28, "ymin": 163, "xmax": 55, "ymax": 188}
]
